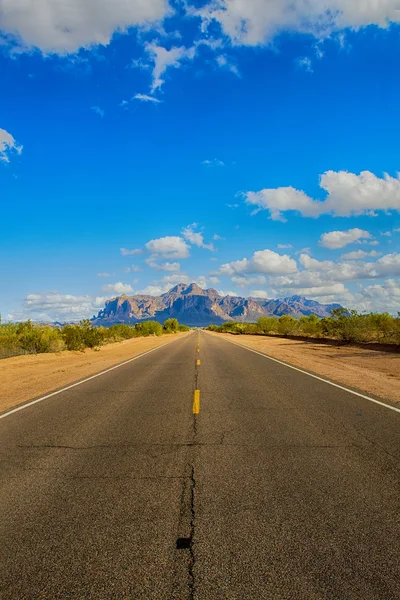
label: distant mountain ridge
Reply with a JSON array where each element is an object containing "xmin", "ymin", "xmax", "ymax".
[{"xmin": 92, "ymin": 283, "xmax": 341, "ymax": 327}]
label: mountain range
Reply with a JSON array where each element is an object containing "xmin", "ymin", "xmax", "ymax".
[{"xmin": 92, "ymin": 283, "xmax": 341, "ymax": 327}]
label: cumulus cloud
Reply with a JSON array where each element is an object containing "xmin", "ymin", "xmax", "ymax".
[
  {"xmin": 250, "ymin": 290, "xmax": 270, "ymax": 299},
  {"xmin": 352, "ymin": 279, "xmax": 400, "ymax": 313},
  {"xmin": 281, "ymin": 283, "xmax": 347, "ymax": 297},
  {"xmin": 0, "ymin": 128, "xmax": 23, "ymax": 163},
  {"xmin": 231, "ymin": 275, "xmax": 266, "ymax": 288},
  {"xmin": 272, "ymin": 253, "xmax": 400, "ymax": 300},
  {"xmin": 101, "ymin": 282, "xmax": 134, "ymax": 294},
  {"xmin": 144, "ymin": 258, "xmax": 181, "ymax": 272},
  {"xmin": 341, "ymin": 250, "xmax": 381, "ymax": 260},
  {"xmin": 182, "ymin": 224, "xmax": 215, "ymax": 251},
  {"xmin": 145, "ymin": 236, "xmax": 190, "ymax": 259},
  {"xmin": 319, "ymin": 228, "xmax": 372, "ymax": 249},
  {"xmin": 0, "ymin": 0, "xmax": 168, "ymax": 53},
  {"xmin": 220, "ymin": 249, "xmax": 298, "ymax": 276},
  {"xmin": 11, "ymin": 292, "xmax": 106, "ymax": 322},
  {"xmin": 245, "ymin": 171, "xmax": 400, "ymax": 221},
  {"xmin": 197, "ymin": 0, "xmax": 400, "ymax": 47}
]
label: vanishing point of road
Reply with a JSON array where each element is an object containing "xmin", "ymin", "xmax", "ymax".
[{"xmin": 1, "ymin": 331, "xmax": 399, "ymax": 599}]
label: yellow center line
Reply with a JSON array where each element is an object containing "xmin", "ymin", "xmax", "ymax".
[
  {"xmin": 193, "ymin": 390, "xmax": 200, "ymax": 414},
  {"xmin": 196, "ymin": 359, "xmax": 201, "ymax": 366}
]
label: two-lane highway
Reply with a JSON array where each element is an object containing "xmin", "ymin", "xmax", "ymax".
[{"xmin": 1, "ymin": 331, "xmax": 399, "ymax": 599}]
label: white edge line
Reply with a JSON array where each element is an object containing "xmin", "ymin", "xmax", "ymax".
[
  {"xmin": 207, "ymin": 332, "xmax": 400, "ymax": 415},
  {"xmin": 0, "ymin": 335, "xmax": 188, "ymax": 422}
]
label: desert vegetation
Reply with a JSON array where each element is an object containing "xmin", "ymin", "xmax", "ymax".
[
  {"xmin": 208, "ymin": 308, "xmax": 400, "ymax": 346},
  {"xmin": 0, "ymin": 317, "xmax": 190, "ymax": 359}
]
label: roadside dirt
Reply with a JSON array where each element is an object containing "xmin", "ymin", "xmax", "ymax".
[
  {"xmin": 0, "ymin": 333, "xmax": 189, "ymax": 415},
  {"xmin": 213, "ymin": 333, "xmax": 400, "ymax": 406}
]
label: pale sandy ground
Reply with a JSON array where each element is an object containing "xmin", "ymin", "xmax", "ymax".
[
  {"xmin": 0, "ymin": 333, "xmax": 190, "ymax": 414},
  {"xmin": 212, "ymin": 332, "xmax": 400, "ymax": 406}
]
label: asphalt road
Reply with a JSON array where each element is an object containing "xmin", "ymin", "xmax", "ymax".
[{"xmin": 1, "ymin": 331, "xmax": 399, "ymax": 599}]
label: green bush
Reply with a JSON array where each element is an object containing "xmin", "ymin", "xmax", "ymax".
[
  {"xmin": 208, "ymin": 308, "xmax": 400, "ymax": 345},
  {"xmin": 0, "ymin": 317, "xmax": 190, "ymax": 360},
  {"xmin": 163, "ymin": 318, "xmax": 179, "ymax": 333}
]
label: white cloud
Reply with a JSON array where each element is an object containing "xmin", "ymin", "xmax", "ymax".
[
  {"xmin": 381, "ymin": 231, "xmax": 392, "ymax": 237},
  {"xmin": 220, "ymin": 249, "xmax": 298, "ymax": 276},
  {"xmin": 133, "ymin": 93, "xmax": 162, "ymax": 103},
  {"xmin": 0, "ymin": 128, "xmax": 23, "ymax": 163},
  {"xmin": 217, "ymin": 290, "xmax": 240, "ymax": 297},
  {"xmin": 14, "ymin": 292, "xmax": 106, "ymax": 322},
  {"xmin": 90, "ymin": 105, "xmax": 104, "ymax": 118},
  {"xmin": 245, "ymin": 171, "xmax": 400, "ymax": 220},
  {"xmin": 145, "ymin": 236, "xmax": 190, "ymax": 259},
  {"xmin": 299, "ymin": 254, "xmax": 336, "ymax": 271},
  {"xmin": 208, "ymin": 276, "xmax": 220, "ymax": 285},
  {"xmin": 162, "ymin": 273, "xmax": 190, "ymax": 286},
  {"xmin": 250, "ymin": 290, "xmax": 269, "ymax": 299},
  {"xmin": 341, "ymin": 250, "xmax": 381, "ymax": 260},
  {"xmin": 319, "ymin": 228, "xmax": 372, "ymax": 249},
  {"xmin": 0, "ymin": 0, "xmax": 168, "ymax": 53},
  {"xmin": 120, "ymin": 247, "xmax": 143, "ymax": 256},
  {"xmin": 202, "ymin": 158, "xmax": 225, "ymax": 167},
  {"xmin": 282, "ymin": 283, "xmax": 347, "ymax": 297},
  {"xmin": 144, "ymin": 258, "xmax": 181, "ymax": 272},
  {"xmin": 136, "ymin": 285, "xmax": 166, "ymax": 296},
  {"xmin": 215, "ymin": 54, "xmax": 240, "ymax": 76},
  {"xmin": 97, "ymin": 272, "xmax": 112, "ymax": 277},
  {"xmin": 277, "ymin": 244, "xmax": 293, "ymax": 249},
  {"xmin": 296, "ymin": 56, "xmax": 313, "ymax": 72},
  {"xmin": 101, "ymin": 282, "xmax": 134, "ymax": 295},
  {"xmin": 144, "ymin": 42, "xmax": 195, "ymax": 92},
  {"xmin": 197, "ymin": 0, "xmax": 400, "ymax": 47},
  {"xmin": 352, "ymin": 279, "xmax": 400, "ymax": 313},
  {"xmin": 182, "ymin": 224, "xmax": 215, "ymax": 251},
  {"xmin": 231, "ymin": 275, "xmax": 266, "ymax": 288}
]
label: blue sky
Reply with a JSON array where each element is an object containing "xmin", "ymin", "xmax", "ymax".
[{"xmin": 1, "ymin": 0, "xmax": 400, "ymax": 321}]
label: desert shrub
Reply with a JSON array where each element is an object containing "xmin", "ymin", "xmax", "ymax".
[
  {"xmin": 298, "ymin": 314, "xmax": 323, "ymax": 338},
  {"xmin": 209, "ymin": 308, "xmax": 400, "ymax": 345},
  {"xmin": 178, "ymin": 324, "xmax": 191, "ymax": 332},
  {"xmin": 257, "ymin": 316, "xmax": 279, "ymax": 334},
  {"xmin": 277, "ymin": 315, "xmax": 298, "ymax": 336},
  {"xmin": 163, "ymin": 318, "xmax": 179, "ymax": 333},
  {"xmin": 135, "ymin": 321, "xmax": 163, "ymax": 337}
]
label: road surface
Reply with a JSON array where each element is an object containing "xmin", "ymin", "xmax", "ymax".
[{"xmin": 1, "ymin": 331, "xmax": 399, "ymax": 599}]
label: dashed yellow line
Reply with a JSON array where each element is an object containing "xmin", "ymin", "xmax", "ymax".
[
  {"xmin": 196, "ymin": 359, "xmax": 201, "ymax": 366},
  {"xmin": 193, "ymin": 390, "xmax": 200, "ymax": 414}
]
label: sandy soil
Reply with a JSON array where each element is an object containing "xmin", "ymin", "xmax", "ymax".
[
  {"xmin": 213, "ymin": 333, "xmax": 400, "ymax": 406},
  {"xmin": 0, "ymin": 333, "xmax": 189, "ymax": 415}
]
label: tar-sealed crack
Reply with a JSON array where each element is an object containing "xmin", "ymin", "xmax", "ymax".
[
  {"xmin": 187, "ymin": 463, "xmax": 196, "ymax": 599},
  {"xmin": 172, "ymin": 346, "xmax": 200, "ymax": 600}
]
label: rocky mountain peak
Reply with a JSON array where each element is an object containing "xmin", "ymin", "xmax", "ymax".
[{"xmin": 92, "ymin": 283, "xmax": 341, "ymax": 327}]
